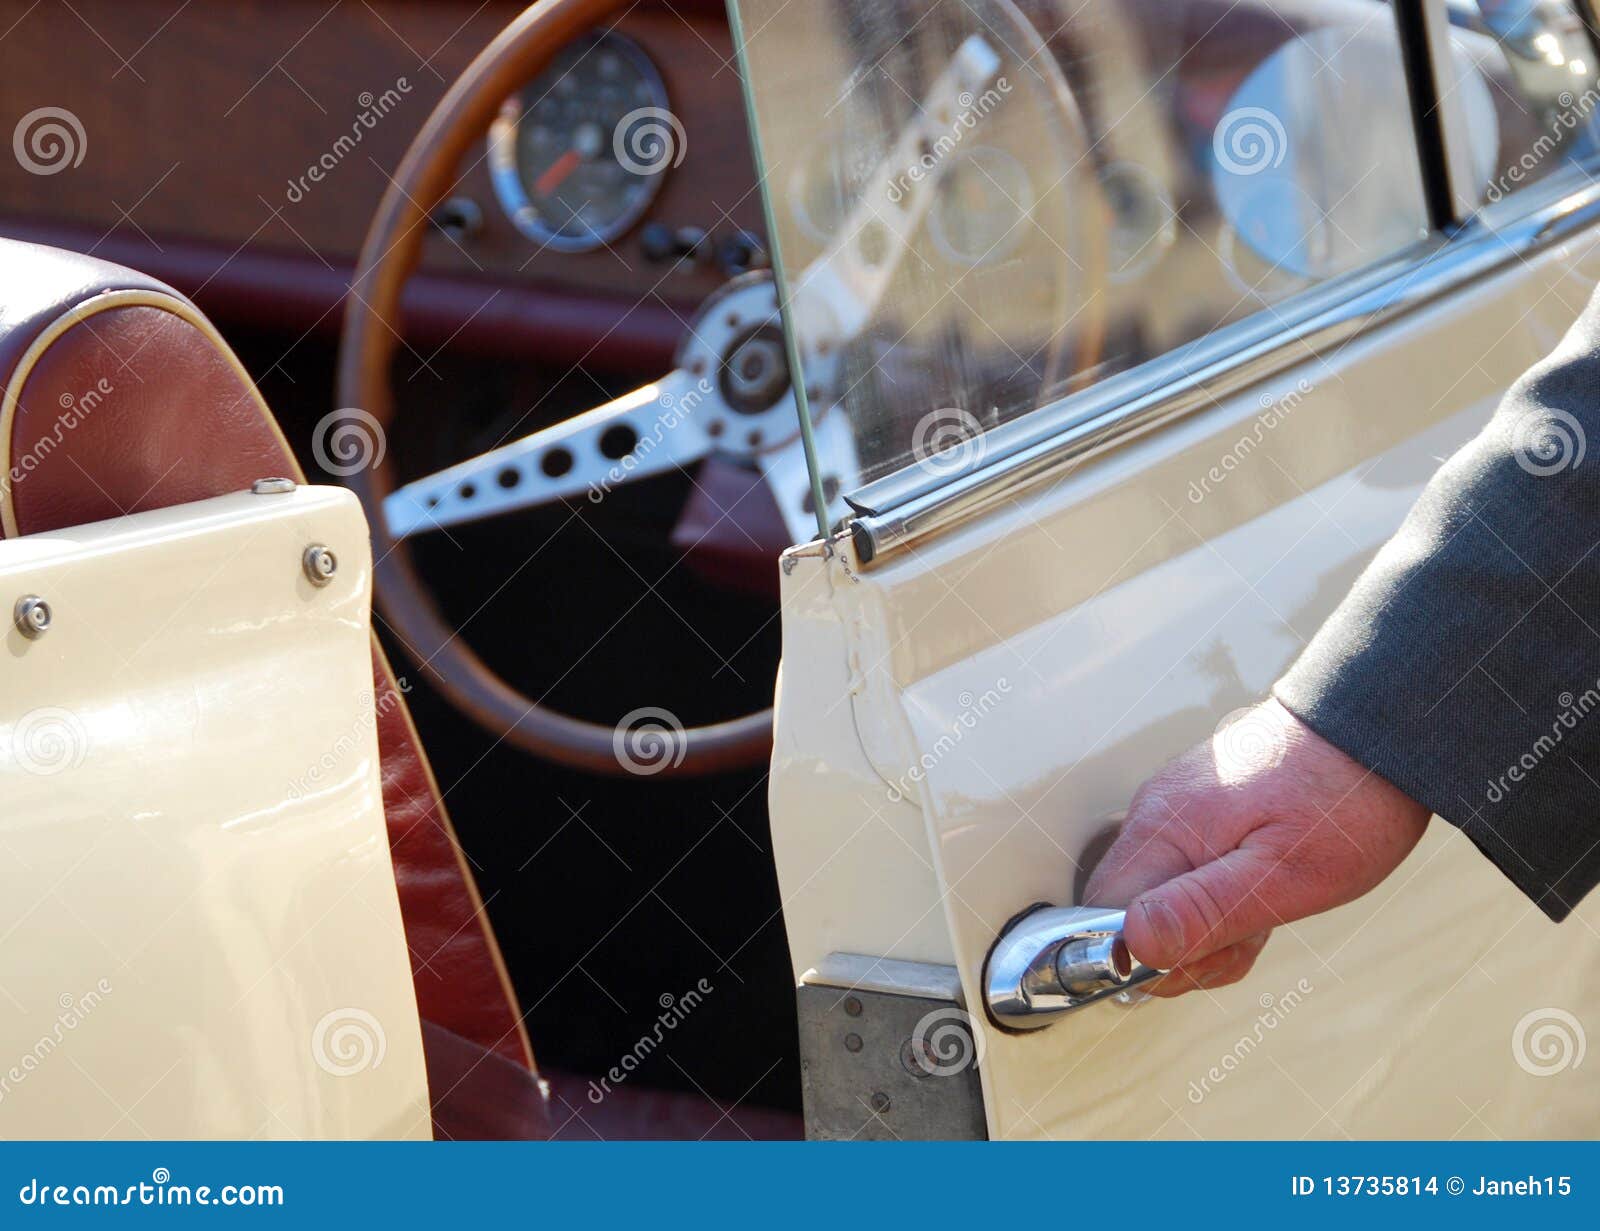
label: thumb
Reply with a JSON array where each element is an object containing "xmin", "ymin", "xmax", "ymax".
[{"xmin": 1122, "ymin": 846, "xmax": 1287, "ymax": 971}]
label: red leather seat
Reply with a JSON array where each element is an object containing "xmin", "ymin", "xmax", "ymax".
[{"xmin": 0, "ymin": 237, "xmax": 546, "ymax": 1138}]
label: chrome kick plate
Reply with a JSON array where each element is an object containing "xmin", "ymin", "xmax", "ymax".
[{"xmin": 983, "ymin": 905, "xmax": 1164, "ymax": 1032}]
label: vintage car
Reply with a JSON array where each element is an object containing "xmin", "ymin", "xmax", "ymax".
[{"xmin": 0, "ymin": 0, "xmax": 1597, "ymax": 1140}]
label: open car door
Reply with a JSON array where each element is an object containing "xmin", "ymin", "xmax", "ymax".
[{"xmin": 737, "ymin": 0, "xmax": 1600, "ymax": 1137}]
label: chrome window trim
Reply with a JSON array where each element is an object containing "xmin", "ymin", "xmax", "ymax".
[{"xmin": 847, "ymin": 166, "xmax": 1600, "ymax": 565}]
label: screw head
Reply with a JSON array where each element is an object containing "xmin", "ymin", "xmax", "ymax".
[
  {"xmin": 14, "ymin": 595, "xmax": 50, "ymax": 638},
  {"xmin": 869, "ymin": 1092, "xmax": 891, "ymax": 1114},
  {"xmin": 844, "ymin": 1032, "xmax": 863, "ymax": 1053},
  {"xmin": 251, "ymin": 477, "xmax": 297, "ymax": 495},
  {"xmin": 843, "ymin": 996, "xmax": 863, "ymax": 1018},
  {"xmin": 302, "ymin": 544, "xmax": 338, "ymax": 587}
]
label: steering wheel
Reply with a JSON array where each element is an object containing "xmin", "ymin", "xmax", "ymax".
[
  {"xmin": 339, "ymin": 0, "xmax": 787, "ymax": 777},
  {"xmin": 337, "ymin": 0, "xmax": 1105, "ymax": 776}
]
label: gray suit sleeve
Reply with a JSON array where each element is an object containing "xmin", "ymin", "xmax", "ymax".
[{"xmin": 1274, "ymin": 286, "xmax": 1600, "ymax": 922}]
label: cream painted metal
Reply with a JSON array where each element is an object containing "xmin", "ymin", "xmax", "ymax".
[
  {"xmin": 772, "ymin": 220, "xmax": 1600, "ymax": 1137},
  {"xmin": 0, "ymin": 487, "xmax": 429, "ymax": 1139}
]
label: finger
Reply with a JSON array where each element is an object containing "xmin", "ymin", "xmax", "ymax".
[
  {"xmin": 1082, "ymin": 813, "xmax": 1193, "ymax": 907},
  {"xmin": 1145, "ymin": 930, "xmax": 1271, "ymax": 998},
  {"xmin": 1122, "ymin": 847, "xmax": 1287, "ymax": 970}
]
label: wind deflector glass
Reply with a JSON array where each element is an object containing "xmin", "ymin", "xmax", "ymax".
[{"xmin": 727, "ymin": 0, "xmax": 1431, "ymax": 518}]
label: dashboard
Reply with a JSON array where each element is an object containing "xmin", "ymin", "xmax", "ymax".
[{"xmin": 0, "ymin": 0, "xmax": 760, "ymax": 369}]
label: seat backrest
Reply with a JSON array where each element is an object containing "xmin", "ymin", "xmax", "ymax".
[{"xmin": 0, "ymin": 237, "xmax": 546, "ymax": 1137}]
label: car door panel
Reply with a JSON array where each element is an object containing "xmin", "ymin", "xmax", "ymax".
[
  {"xmin": 0, "ymin": 488, "xmax": 428, "ymax": 1138},
  {"xmin": 773, "ymin": 220, "xmax": 1600, "ymax": 1138}
]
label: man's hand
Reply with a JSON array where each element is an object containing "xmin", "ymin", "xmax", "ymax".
[{"xmin": 1082, "ymin": 699, "xmax": 1431, "ymax": 996}]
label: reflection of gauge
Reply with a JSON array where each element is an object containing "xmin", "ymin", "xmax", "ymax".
[
  {"xmin": 1216, "ymin": 218, "xmax": 1313, "ymax": 305},
  {"xmin": 927, "ymin": 146, "xmax": 1034, "ymax": 266},
  {"xmin": 787, "ymin": 136, "xmax": 887, "ymax": 243},
  {"xmin": 1099, "ymin": 161, "xmax": 1175, "ymax": 283},
  {"xmin": 488, "ymin": 31, "xmax": 673, "ymax": 252}
]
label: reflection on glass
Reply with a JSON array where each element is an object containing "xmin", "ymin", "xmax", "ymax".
[
  {"xmin": 729, "ymin": 0, "xmax": 1584, "ymax": 503},
  {"xmin": 1447, "ymin": 1, "xmax": 1600, "ymax": 204}
]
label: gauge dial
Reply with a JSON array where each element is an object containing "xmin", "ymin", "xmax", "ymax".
[{"xmin": 488, "ymin": 31, "xmax": 674, "ymax": 253}]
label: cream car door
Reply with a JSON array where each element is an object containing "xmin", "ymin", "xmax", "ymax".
[{"xmin": 737, "ymin": 0, "xmax": 1600, "ymax": 1137}]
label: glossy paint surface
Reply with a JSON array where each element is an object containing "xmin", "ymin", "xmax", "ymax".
[
  {"xmin": 772, "ymin": 211, "xmax": 1600, "ymax": 1137},
  {"xmin": 0, "ymin": 488, "xmax": 428, "ymax": 1139}
]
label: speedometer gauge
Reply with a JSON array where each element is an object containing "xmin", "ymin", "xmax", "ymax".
[{"xmin": 488, "ymin": 31, "xmax": 674, "ymax": 253}]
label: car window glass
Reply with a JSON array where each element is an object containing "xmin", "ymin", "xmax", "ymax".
[{"xmin": 728, "ymin": 0, "xmax": 1434, "ymax": 503}]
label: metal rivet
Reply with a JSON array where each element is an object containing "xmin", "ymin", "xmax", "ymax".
[
  {"xmin": 14, "ymin": 595, "xmax": 50, "ymax": 638},
  {"xmin": 869, "ymin": 1092, "xmax": 891, "ymax": 1114},
  {"xmin": 843, "ymin": 996, "xmax": 863, "ymax": 1018},
  {"xmin": 251, "ymin": 477, "xmax": 297, "ymax": 495},
  {"xmin": 900, "ymin": 1037, "xmax": 935, "ymax": 1079},
  {"xmin": 844, "ymin": 1032, "xmax": 863, "ymax": 1053},
  {"xmin": 302, "ymin": 544, "xmax": 338, "ymax": 587}
]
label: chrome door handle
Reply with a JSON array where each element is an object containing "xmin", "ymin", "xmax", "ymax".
[{"xmin": 983, "ymin": 905, "xmax": 1164, "ymax": 1031}]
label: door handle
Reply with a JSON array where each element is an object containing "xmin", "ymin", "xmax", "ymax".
[{"xmin": 983, "ymin": 905, "xmax": 1164, "ymax": 1031}]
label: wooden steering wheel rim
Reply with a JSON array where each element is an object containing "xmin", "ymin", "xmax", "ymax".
[{"xmin": 337, "ymin": 0, "xmax": 774, "ymax": 777}]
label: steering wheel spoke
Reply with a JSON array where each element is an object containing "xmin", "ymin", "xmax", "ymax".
[{"xmin": 385, "ymin": 370, "xmax": 714, "ymax": 538}]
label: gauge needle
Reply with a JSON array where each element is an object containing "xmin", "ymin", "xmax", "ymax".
[{"xmin": 535, "ymin": 149, "xmax": 582, "ymax": 196}]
